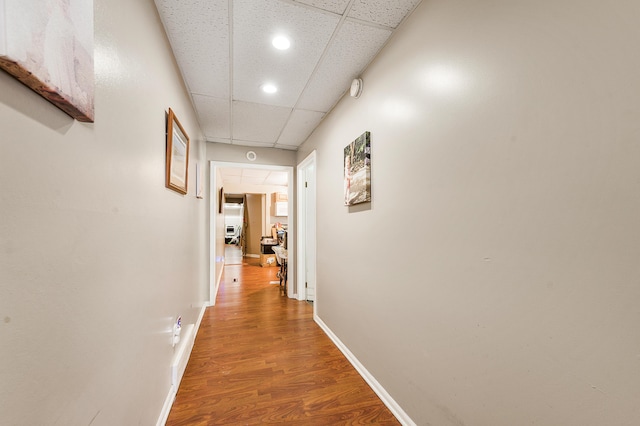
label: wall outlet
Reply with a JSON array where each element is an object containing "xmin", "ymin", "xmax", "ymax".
[{"xmin": 172, "ymin": 316, "xmax": 182, "ymax": 347}]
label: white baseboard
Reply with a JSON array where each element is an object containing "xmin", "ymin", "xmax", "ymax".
[
  {"xmin": 157, "ymin": 304, "xmax": 208, "ymax": 426},
  {"xmin": 212, "ymin": 261, "xmax": 224, "ymax": 306},
  {"xmin": 156, "ymin": 383, "xmax": 176, "ymax": 426},
  {"xmin": 171, "ymin": 324, "xmax": 195, "ymax": 389},
  {"xmin": 314, "ymin": 315, "xmax": 416, "ymax": 426},
  {"xmin": 195, "ymin": 302, "xmax": 207, "ymax": 333}
]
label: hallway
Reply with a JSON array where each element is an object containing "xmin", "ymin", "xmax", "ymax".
[
  {"xmin": 166, "ymin": 258, "xmax": 399, "ymax": 425},
  {"xmin": 224, "ymin": 244, "xmax": 243, "ymax": 266}
]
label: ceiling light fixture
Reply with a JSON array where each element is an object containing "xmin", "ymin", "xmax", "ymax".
[
  {"xmin": 272, "ymin": 35, "xmax": 291, "ymax": 50},
  {"xmin": 261, "ymin": 83, "xmax": 277, "ymax": 94}
]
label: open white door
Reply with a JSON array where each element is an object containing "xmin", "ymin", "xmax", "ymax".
[{"xmin": 297, "ymin": 152, "xmax": 316, "ymax": 302}]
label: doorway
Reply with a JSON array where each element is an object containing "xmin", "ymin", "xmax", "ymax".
[
  {"xmin": 223, "ymin": 196, "xmax": 243, "ymax": 265},
  {"xmin": 209, "ymin": 161, "xmax": 295, "ymax": 305}
]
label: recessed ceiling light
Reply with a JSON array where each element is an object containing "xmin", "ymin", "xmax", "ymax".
[
  {"xmin": 272, "ymin": 35, "xmax": 291, "ymax": 50},
  {"xmin": 261, "ymin": 83, "xmax": 277, "ymax": 94}
]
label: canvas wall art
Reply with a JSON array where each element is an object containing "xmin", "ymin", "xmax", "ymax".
[
  {"xmin": 344, "ymin": 131, "xmax": 371, "ymax": 206},
  {"xmin": 0, "ymin": 0, "xmax": 94, "ymax": 122}
]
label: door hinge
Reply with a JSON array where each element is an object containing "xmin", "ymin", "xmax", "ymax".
[
  {"xmin": 305, "ymin": 181, "xmax": 308, "ymax": 188},
  {"xmin": 305, "ymin": 282, "xmax": 308, "ymax": 288}
]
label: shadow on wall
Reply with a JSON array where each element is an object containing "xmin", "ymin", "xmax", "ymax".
[{"xmin": 0, "ymin": 72, "xmax": 75, "ymax": 133}]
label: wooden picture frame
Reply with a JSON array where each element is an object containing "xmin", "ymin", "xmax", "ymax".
[{"xmin": 165, "ymin": 108, "xmax": 190, "ymax": 194}]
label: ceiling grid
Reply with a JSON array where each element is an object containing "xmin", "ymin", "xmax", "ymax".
[{"xmin": 154, "ymin": 0, "xmax": 422, "ymax": 150}]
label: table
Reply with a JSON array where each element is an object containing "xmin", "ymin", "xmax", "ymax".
[{"xmin": 272, "ymin": 246, "xmax": 288, "ymax": 295}]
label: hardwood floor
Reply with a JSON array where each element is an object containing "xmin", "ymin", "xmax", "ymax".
[
  {"xmin": 224, "ymin": 244, "xmax": 244, "ymax": 265},
  {"xmin": 166, "ymin": 258, "xmax": 400, "ymax": 425}
]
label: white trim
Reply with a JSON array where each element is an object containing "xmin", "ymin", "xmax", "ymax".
[
  {"xmin": 211, "ymin": 260, "xmax": 224, "ymax": 306},
  {"xmin": 194, "ymin": 303, "xmax": 208, "ymax": 334},
  {"xmin": 286, "ymin": 172, "xmax": 295, "ymax": 299},
  {"xmin": 314, "ymin": 314, "xmax": 417, "ymax": 426},
  {"xmin": 156, "ymin": 384, "xmax": 175, "ymax": 426},
  {"xmin": 208, "ymin": 161, "xmax": 217, "ymax": 306},
  {"xmin": 157, "ymin": 304, "xmax": 208, "ymax": 426},
  {"xmin": 296, "ymin": 151, "xmax": 317, "ymax": 303},
  {"xmin": 171, "ymin": 324, "xmax": 195, "ymax": 389},
  {"xmin": 209, "ymin": 161, "xmax": 295, "ymax": 299}
]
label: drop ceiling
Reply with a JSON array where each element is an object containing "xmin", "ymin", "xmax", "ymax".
[
  {"xmin": 154, "ymin": 0, "xmax": 422, "ymax": 151},
  {"xmin": 218, "ymin": 167, "xmax": 289, "ymax": 186}
]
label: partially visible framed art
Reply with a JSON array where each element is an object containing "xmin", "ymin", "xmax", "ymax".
[
  {"xmin": 0, "ymin": 0, "xmax": 94, "ymax": 122},
  {"xmin": 166, "ymin": 108, "xmax": 190, "ymax": 194}
]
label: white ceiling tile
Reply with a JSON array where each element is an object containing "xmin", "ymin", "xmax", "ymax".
[
  {"xmin": 297, "ymin": 20, "xmax": 392, "ymax": 111},
  {"xmin": 242, "ymin": 169, "xmax": 270, "ymax": 178},
  {"xmin": 243, "ymin": 176, "xmax": 270, "ymax": 185},
  {"xmin": 221, "ymin": 167, "xmax": 243, "ymax": 176},
  {"xmin": 155, "ymin": 0, "xmax": 229, "ymax": 97},
  {"xmin": 232, "ymin": 0, "xmax": 340, "ymax": 107},
  {"xmin": 231, "ymin": 140, "xmax": 276, "ymax": 148},
  {"xmin": 277, "ymin": 109, "xmax": 325, "ymax": 146},
  {"xmin": 155, "ymin": 0, "xmax": 421, "ymax": 151},
  {"xmin": 293, "ymin": 0, "xmax": 351, "ymax": 14},
  {"xmin": 264, "ymin": 171, "xmax": 289, "ymax": 186},
  {"xmin": 221, "ymin": 176, "xmax": 241, "ymax": 185},
  {"xmin": 348, "ymin": 0, "xmax": 422, "ymax": 28},
  {"xmin": 219, "ymin": 167, "xmax": 290, "ymax": 186},
  {"xmin": 193, "ymin": 94, "xmax": 230, "ymax": 139},
  {"xmin": 232, "ymin": 101, "xmax": 292, "ymax": 143},
  {"xmin": 207, "ymin": 137, "xmax": 232, "ymax": 144},
  {"xmin": 274, "ymin": 144, "xmax": 300, "ymax": 151}
]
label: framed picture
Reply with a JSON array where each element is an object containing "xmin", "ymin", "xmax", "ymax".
[
  {"xmin": 0, "ymin": 0, "xmax": 94, "ymax": 122},
  {"xmin": 344, "ymin": 131, "xmax": 371, "ymax": 206},
  {"xmin": 165, "ymin": 108, "xmax": 190, "ymax": 194}
]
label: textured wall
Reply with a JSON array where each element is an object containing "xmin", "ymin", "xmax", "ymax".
[
  {"xmin": 0, "ymin": 0, "xmax": 207, "ymax": 424},
  {"xmin": 298, "ymin": 0, "xmax": 640, "ymax": 424}
]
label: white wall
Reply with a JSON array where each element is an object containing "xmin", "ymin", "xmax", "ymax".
[
  {"xmin": 224, "ymin": 205, "xmax": 243, "ymax": 229},
  {"xmin": 298, "ymin": 1, "xmax": 640, "ymax": 425},
  {"xmin": 206, "ymin": 142, "xmax": 296, "ymax": 167},
  {"xmin": 0, "ymin": 0, "xmax": 208, "ymax": 424}
]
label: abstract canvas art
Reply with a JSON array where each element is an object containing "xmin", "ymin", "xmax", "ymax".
[
  {"xmin": 344, "ymin": 131, "xmax": 371, "ymax": 206},
  {"xmin": 0, "ymin": 0, "xmax": 94, "ymax": 122}
]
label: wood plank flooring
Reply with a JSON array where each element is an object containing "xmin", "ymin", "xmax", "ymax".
[{"xmin": 166, "ymin": 258, "xmax": 400, "ymax": 425}]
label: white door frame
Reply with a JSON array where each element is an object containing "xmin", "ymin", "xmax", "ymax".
[
  {"xmin": 296, "ymin": 151, "xmax": 317, "ymax": 306},
  {"xmin": 209, "ymin": 161, "xmax": 295, "ymax": 305}
]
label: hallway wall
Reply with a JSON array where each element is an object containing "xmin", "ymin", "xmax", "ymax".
[
  {"xmin": 298, "ymin": 0, "xmax": 640, "ymax": 425},
  {"xmin": 206, "ymin": 142, "xmax": 297, "ymax": 166},
  {"xmin": 0, "ymin": 0, "xmax": 207, "ymax": 424}
]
